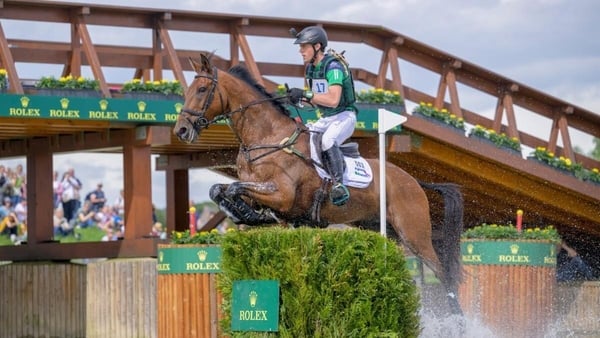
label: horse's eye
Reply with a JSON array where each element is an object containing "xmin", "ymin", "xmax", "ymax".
[{"xmin": 198, "ymin": 87, "xmax": 207, "ymax": 93}]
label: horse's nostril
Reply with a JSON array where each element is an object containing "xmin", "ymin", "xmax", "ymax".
[{"xmin": 177, "ymin": 127, "xmax": 187, "ymax": 137}]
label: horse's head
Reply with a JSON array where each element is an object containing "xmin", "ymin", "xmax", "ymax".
[{"xmin": 174, "ymin": 53, "xmax": 225, "ymax": 143}]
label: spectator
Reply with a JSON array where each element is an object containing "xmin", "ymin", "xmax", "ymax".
[
  {"xmin": 113, "ymin": 189, "xmax": 125, "ymax": 218},
  {"xmin": 12, "ymin": 163, "xmax": 26, "ymax": 205},
  {"xmin": 14, "ymin": 197, "xmax": 27, "ymax": 224},
  {"xmin": 52, "ymin": 170, "xmax": 63, "ymax": 208},
  {"xmin": 0, "ymin": 165, "xmax": 7, "ymax": 195},
  {"xmin": 53, "ymin": 207, "xmax": 74, "ymax": 237},
  {"xmin": 0, "ymin": 211, "xmax": 21, "ymax": 243},
  {"xmin": 0, "ymin": 196, "xmax": 12, "ymax": 219},
  {"xmin": 61, "ymin": 168, "xmax": 82, "ymax": 222},
  {"xmin": 74, "ymin": 200, "xmax": 96, "ymax": 229},
  {"xmin": 557, "ymin": 240, "xmax": 595, "ymax": 282},
  {"xmin": 101, "ymin": 227, "xmax": 118, "ymax": 241},
  {"xmin": 150, "ymin": 222, "xmax": 166, "ymax": 239},
  {"xmin": 86, "ymin": 182, "xmax": 106, "ymax": 212}
]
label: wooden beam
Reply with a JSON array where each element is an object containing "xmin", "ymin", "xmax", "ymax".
[
  {"xmin": 231, "ymin": 23, "xmax": 263, "ymax": 85},
  {"xmin": 123, "ymin": 136, "xmax": 153, "ymax": 239},
  {"xmin": 156, "ymin": 19, "xmax": 187, "ymax": 89},
  {"xmin": 0, "ymin": 238, "xmax": 163, "ymax": 261},
  {"xmin": 73, "ymin": 15, "xmax": 110, "ymax": 97},
  {"xmin": 0, "ymin": 21, "xmax": 23, "ymax": 93}
]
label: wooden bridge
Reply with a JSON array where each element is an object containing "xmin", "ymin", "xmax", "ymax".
[{"xmin": 0, "ymin": 1, "xmax": 599, "ymax": 268}]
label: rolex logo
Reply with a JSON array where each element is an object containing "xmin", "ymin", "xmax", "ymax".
[
  {"xmin": 175, "ymin": 102, "xmax": 183, "ymax": 113},
  {"xmin": 510, "ymin": 244, "xmax": 519, "ymax": 255},
  {"xmin": 197, "ymin": 250, "xmax": 207, "ymax": 261},
  {"xmin": 60, "ymin": 98, "xmax": 70, "ymax": 109},
  {"xmin": 467, "ymin": 243, "xmax": 474, "ymax": 254},
  {"xmin": 99, "ymin": 99, "xmax": 109, "ymax": 111},
  {"xmin": 159, "ymin": 251, "xmax": 164, "ymax": 262},
  {"xmin": 249, "ymin": 290, "xmax": 258, "ymax": 307},
  {"xmin": 137, "ymin": 101, "xmax": 147, "ymax": 112},
  {"xmin": 20, "ymin": 96, "xmax": 30, "ymax": 108}
]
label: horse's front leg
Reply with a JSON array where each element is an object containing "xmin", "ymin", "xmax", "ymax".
[{"xmin": 209, "ymin": 182, "xmax": 280, "ymax": 225}]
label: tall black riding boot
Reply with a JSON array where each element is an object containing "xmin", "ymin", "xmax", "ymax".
[{"xmin": 322, "ymin": 146, "xmax": 350, "ymax": 206}]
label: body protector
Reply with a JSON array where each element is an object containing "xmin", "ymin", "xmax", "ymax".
[{"xmin": 305, "ymin": 52, "xmax": 357, "ymax": 117}]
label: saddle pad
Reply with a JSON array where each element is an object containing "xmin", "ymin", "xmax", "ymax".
[{"xmin": 310, "ymin": 140, "xmax": 373, "ymax": 188}]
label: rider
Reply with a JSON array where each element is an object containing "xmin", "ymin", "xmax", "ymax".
[{"xmin": 287, "ymin": 26, "xmax": 358, "ymax": 206}]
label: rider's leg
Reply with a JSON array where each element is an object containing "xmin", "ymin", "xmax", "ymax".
[
  {"xmin": 322, "ymin": 145, "xmax": 350, "ymax": 206},
  {"xmin": 320, "ymin": 112, "xmax": 356, "ymax": 206}
]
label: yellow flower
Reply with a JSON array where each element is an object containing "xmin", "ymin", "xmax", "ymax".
[
  {"xmin": 441, "ymin": 108, "xmax": 448, "ymax": 113},
  {"xmin": 593, "ymin": 168, "xmax": 599, "ymax": 173},
  {"xmin": 565, "ymin": 158, "xmax": 572, "ymax": 166},
  {"xmin": 132, "ymin": 78, "xmax": 141, "ymax": 84},
  {"xmin": 375, "ymin": 88, "xmax": 384, "ymax": 93},
  {"xmin": 548, "ymin": 152, "xmax": 554, "ymax": 157},
  {"xmin": 0, "ymin": 69, "xmax": 7, "ymax": 75},
  {"xmin": 392, "ymin": 90, "xmax": 400, "ymax": 96}
]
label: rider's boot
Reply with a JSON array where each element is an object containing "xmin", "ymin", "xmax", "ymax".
[{"xmin": 322, "ymin": 145, "xmax": 350, "ymax": 206}]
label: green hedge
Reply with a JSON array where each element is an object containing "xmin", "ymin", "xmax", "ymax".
[{"xmin": 218, "ymin": 227, "xmax": 420, "ymax": 337}]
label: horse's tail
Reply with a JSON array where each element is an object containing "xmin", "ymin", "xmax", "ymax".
[{"xmin": 419, "ymin": 181, "xmax": 464, "ymax": 291}]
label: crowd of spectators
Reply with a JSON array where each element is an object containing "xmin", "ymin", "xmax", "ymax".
[{"xmin": 1, "ymin": 163, "xmax": 164, "ymax": 245}]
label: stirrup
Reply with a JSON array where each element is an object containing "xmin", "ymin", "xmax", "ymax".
[{"xmin": 330, "ymin": 183, "xmax": 350, "ymax": 206}]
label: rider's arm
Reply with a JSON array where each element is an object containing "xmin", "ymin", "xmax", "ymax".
[{"xmin": 309, "ymin": 65, "xmax": 344, "ymax": 108}]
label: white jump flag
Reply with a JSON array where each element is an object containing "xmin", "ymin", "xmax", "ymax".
[{"xmin": 378, "ymin": 108, "xmax": 407, "ymax": 237}]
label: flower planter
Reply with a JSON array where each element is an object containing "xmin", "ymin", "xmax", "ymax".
[
  {"xmin": 459, "ymin": 239, "xmax": 557, "ymax": 338},
  {"xmin": 412, "ymin": 111, "xmax": 465, "ymax": 134},
  {"xmin": 468, "ymin": 134, "xmax": 522, "ymax": 156},
  {"xmin": 156, "ymin": 244, "xmax": 223, "ymax": 338},
  {"xmin": 526, "ymin": 156, "xmax": 576, "ymax": 177},
  {"xmin": 121, "ymin": 92, "xmax": 183, "ymax": 101}
]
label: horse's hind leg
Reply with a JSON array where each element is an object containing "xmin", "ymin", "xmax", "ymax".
[
  {"xmin": 209, "ymin": 183, "xmax": 278, "ymax": 225},
  {"xmin": 388, "ymin": 206, "xmax": 463, "ymax": 316}
]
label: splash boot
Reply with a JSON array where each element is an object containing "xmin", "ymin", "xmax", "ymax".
[{"xmin": 322, "ymin": 146, "xmax": 350, "ymax": 206}]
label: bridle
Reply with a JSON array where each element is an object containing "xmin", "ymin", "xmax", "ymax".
[{"xmin": 180, "ymin": 66, "xmax": 226, "ymax": 132}]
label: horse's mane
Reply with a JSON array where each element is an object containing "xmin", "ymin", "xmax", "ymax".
[{"xmin": 227, "ymin": 65, "xmax": 290, "ymax": 116}]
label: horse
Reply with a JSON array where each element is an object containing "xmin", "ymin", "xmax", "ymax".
[{"xmin": 173, "ymin": 53, "xmax": 465, "ymax": 315}]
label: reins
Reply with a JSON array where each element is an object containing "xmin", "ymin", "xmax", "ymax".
[{"xmin": 180, "ymin": 66, "xmax": 315, "ymax": 164}]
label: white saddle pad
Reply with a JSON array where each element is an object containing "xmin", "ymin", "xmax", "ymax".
[{"xmin": 310, "ymin": 140, "xmax": 373, "ymax": 189}]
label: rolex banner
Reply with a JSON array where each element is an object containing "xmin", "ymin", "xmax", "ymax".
[
  {"xmin": 461, "ymin": 240, "xmax": 557, "ymax": 266},
  {"xmin": 157, "ymin": 246, "xmax": 222, "ymax": 274}
]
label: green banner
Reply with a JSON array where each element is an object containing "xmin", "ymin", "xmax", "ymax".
[
  {"xmin": 0, "ymin": 93, "xmax": 405, "ymax": 132},
  {"xmin": 461, "ymin": 240, "xmax": 557, "ymax": 267},
  {"xmin": 231, "ymin": 280, "xmax": 280, "ymax": 332},
  {"xmin": 0, "ymin": 93, "xmax": 183, "ymax": 124},
  {"xmin": 157, "ymin": 246, "xmax": 222, "ymax": 274}
]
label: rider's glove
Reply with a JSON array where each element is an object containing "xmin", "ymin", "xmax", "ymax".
[{"xmin": 288, "ymin": 88, "xmax": 313, "ymax": 104}]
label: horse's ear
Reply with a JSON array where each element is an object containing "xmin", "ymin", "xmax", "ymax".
[
  {"xmin": 189, "ymin": 57, "xmax": 202, "ymax": 74},
  {"xmin": 200, "ymin": 53, "xmax": 212, "ymax": 72}
]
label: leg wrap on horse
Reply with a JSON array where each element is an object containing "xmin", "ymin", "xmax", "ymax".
[{"xmin": 322, "ymin": 146, "xmax": 350, "ymax": 206}]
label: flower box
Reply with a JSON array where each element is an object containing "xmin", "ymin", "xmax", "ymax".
[{"xmin": 468, "ymin": 133, "xmax": 521, "ymax": 156}]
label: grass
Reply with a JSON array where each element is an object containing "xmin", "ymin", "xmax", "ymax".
[{"xmin": 0, "ymin": 225, "xmax": 107, "ymax": 246}]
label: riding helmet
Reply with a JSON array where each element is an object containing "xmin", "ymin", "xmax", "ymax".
[{"xmin": 292, "ymin": 26, "xmax": 328, "ymax": 50}]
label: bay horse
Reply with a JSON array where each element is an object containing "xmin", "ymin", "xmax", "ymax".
[{"xmin": 174, "ymin": 53, "xmax": 464, "ymax": 315}]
